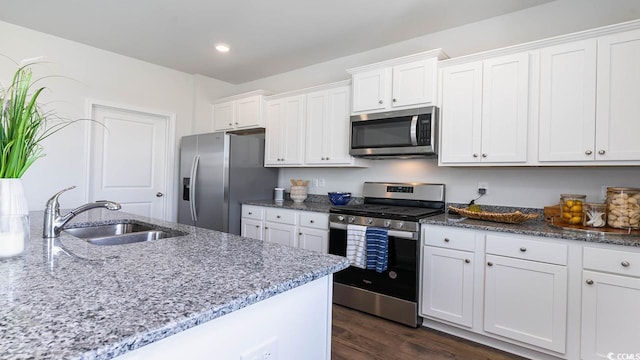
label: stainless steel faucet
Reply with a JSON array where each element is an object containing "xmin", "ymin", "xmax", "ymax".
[{"xmin": 43, "ymin": 186, "xmax": 122, "ymax": 238}]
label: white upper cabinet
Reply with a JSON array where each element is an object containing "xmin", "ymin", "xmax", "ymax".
[
  {"xmin": 305, "ymin": 85, "xmax": 355, "ymax": 165},
  {"xmin": 439, "ymin": 52, "xmax": 529, "ymax": 165},
  {"xmin": 538, "ymin": 28, "xmax": 640, "ymax": 164},
  {"xmin": 348, "ymin": 50, "xmax": 447, "ymax": 114},
  {"xmin": 595, "ymin": 29, "xmax": 640, "ymax": 161},
  {"xmin": 538, "ymin": 40, "xmax": 597, "ymax": 162},
  {"xmin": 264, "ymin": 81, "xmax": 367, "ymax": 168},
  {"xmin": 264, "ymin": 95, "xmax": 305, "ymax": 166},
  {"xmin": 212, "ymin": 92, "xmax": 265, "ymax": 132}
]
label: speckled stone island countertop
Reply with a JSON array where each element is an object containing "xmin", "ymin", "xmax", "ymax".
[
  {"xmin": 243, "ymin": 193, "xmax": 363, "ymax": 213},
  {"xmin": 0, "ymin": 210, "xmax": 349, "ymax": 360},
  {"xmin": 422, "ymin": 204, "xmax": 640, "ymax": 247}
]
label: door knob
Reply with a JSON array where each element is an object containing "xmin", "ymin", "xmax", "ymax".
[{"xmin": 156, "ymin": 192, "xmax": 164, "ymax": 197}]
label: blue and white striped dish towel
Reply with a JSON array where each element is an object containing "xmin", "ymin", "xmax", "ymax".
[
  {"xmin": 366, "ymin": 227, "xmax": 389, "ymax": 273},
  {"xmin": 346, "ymin": 224, "xmax": 367, "ymax": 269}
]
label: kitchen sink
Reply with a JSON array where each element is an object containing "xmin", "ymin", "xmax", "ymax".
[{"xmin": 62, "ymin": 221, "xmax": 187, "ymax": 246}]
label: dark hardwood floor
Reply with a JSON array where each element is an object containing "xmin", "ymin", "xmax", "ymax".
[{"xmin": 332, "ymin": 305, "xmax": 526, "ymax": 360}]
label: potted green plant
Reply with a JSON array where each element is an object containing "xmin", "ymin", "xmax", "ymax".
[{"xmin": 0, "ymin": 62, "xmax": 71, "ymax": 257}]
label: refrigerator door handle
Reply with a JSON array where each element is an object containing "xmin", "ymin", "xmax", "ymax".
[{"xmin": 190, "ymin": 154, "xmax": 200, "ymax": 223}]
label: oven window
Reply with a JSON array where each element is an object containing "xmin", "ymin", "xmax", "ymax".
[
  {"xmin": 329, "ymin": 227, "xmax": 419, "ymax": 302},
  {"xmin": 351, "ymin": 117, "xmax": 412, "ymax": 149}
]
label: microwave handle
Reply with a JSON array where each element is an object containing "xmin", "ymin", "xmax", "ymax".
[{"xmin": 410, "ymin": 115, "xmax": 418, "ymax": 146}]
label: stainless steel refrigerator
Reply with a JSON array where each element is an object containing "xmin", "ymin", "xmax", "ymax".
[{"xmin": 177, "ymin": 132, "xmax": 278, "ymax": 234}]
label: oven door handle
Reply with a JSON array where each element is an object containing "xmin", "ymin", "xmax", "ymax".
[{"xmin": 330, "ymin": 222, "xmax": 417, "ymax": 240}]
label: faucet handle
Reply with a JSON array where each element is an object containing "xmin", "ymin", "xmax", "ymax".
[{"xmin": 45, "ymin": 186, "xmax": 77, "ymax": 210}]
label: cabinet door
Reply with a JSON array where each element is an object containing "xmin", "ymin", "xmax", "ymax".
[
  {"xmin": 305, "ymin": 90, "xmax": 327, "ymax": 165},
  {"xmin": 264, "ymin": 100, "xmax": 283, "ymax": 166},
  {"xmin": 264, "ymin": 222, "xmax": 297, "ymax": 247},
  {"xmin": 212, "ymin": 101, "xmax": 235, "ymax": 132},
  {"xmin": 241, "ymin": 218, "xmax": 263, "ymax": 240},
  {"xmin": 596, "ymin": 29, "xmax": 640, "ymax": 161},
  {"xmin": 298, "ymin": 227, "xmax": 328, "ymax": 253},
  {"xmin": 538, "ymin": 40, "xmax": 597, "ymax": 162},
  {"xmin": 392, "ymin": 58, "xmax": 437, "ymax": 108},
  {"xmin": 439, "ymin": 62, "xmax": 483, "ymax": 163},
  {"xmin": 235, "ymin": 95, "xmax": 262, "ymax": 129},
  {"xmin": 484, "ymin": 254, "xmax": 567, "ymax": 353},
  {"xmin": 581, "ymin": 270, "xmax": 640, "ymax": 359},
  {"xmin": 280, "ymin": 95, "xmax": 305, "ymax": 165},
  {"xmin": 481, "ymin": 53, "xmax": 529, "ymax": 163},
  {"xmin": 420, "ymin": 246, "xmax": 474, "ymax": 327},
  {"xmin": 352, "ymin": 68, "xmax": 389, "ymax": 113},
  {"xmin": 323, "ymin": 86, "xmax": 352, "ymax": 164}
]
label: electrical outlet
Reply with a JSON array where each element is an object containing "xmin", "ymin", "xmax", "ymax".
[
  {"xmin": 478, "ymin": 182, "xmax": 488, "ymax": 195},
  {"xmin": 240, "ymin": 338, "xmax": 278, "ymax": 360},
  {"xmin": 318, "ymin": 178, "xmax": 325, "ymax": 187},
  {"xmin": 312, "ymin": 178, "xmax": 319, "ymax": 187}
]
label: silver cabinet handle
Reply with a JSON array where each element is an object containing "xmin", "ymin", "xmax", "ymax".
[
  {"xmin": 465, "ymin": 259, "xmax": 471, "ymax": 264},
  {"xmin": 585, "ymin": 150, "xmax": 593, "ymax": 155},
  {"xmin": 520, "ymin": 247, "xmax": 527, "ymax": 252},
  {"xmin": 248, "ymin": 212, "xmax": 253, "ymax": 215},
  {"xmin": 156, "ymin": 192, "xmax": 164, "ymax": 197},
  {"xmin": 299, "ymin": 232, "xmax": 302, "ymax": 236},
  {"xmin": 310, "ymin": 220, "xmax": 314, "ymax": 223},
  {"xmin": 228, "ymin": 122, "xmax": 233, "ymax": 126},
  {"xmin": 622, "ymin": 260, "xmax": 630, "ymax": 267},
  {"xmin": 255, "ymin": 225, "xmax": 259, "ymax": 228},
  {"xmin": 482, "ymin": 153, "xmax": 488, "ymax": 158},
  {"xmin": 392, "ymin": 98, "xmax": 397, "ymax": 103},
  {"xmin": 586, "ymin": 279, "xmax": 594, "ymax": 285},
  {"xmin": 598, "ymin": 150, "xmax": 606, "ymax": 155},
  {"xmin": 235, "ymin": 122, "xmax": 239, "ymax": 125},
  {"xmin": 487, "ymin": 262, "xmax": 493, "ymax": 266},
  {"xmin": 326, "ymin": 157, "xmax": 329, "ymax": 160},
  {"xmin": 276, "ymin": 215, "xmax": 281, "ymax": 219},
  {"xmin": 473, "ymin": 153, "xmax": 479, "ymax": 158},
  {"xmin": 378, "ymin": 100, "xmax": 383, "ymax": 104},
  {"xmin": 444, "ymin": 238, "xmax": 450, "ymax": 242}
]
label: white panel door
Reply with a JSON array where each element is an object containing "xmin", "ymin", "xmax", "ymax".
[
  {"xmin": 90, "ymin": 104, "xmax": 169, "ymax": 220},
  {"xmin": 264, "ymin": 100, "xmax": 282, "ymax": 166},
  {"xmin": 538, "ymin": 40, "xmax": 597, "ymax": 162},
  {"xmin": 212, "ymin": 101, "xmax": 235, "ymax": 132},
  {"xmin": 484, "ymin": 254, "xmax": 568, "ymax": 353},
  {"xmin": 305, "ymin": 90, "xmax": 327, "ymax": 165},
  {"xmin": 481, "ymin": 52, "xmax": 529, "ymax": 163},
  {"xmin": 352, "ymin": 69, "xmax": 388, "ymax": 113},
  {"xmin": 596, "ymin": 29, "xmax": 640, "ymax": 161},
  {"xmin": 240, "ymin": 218, "xmax": 264, "ymax": 240},
  {"xmin": 298, "ymin": 227, "xmax": 328, "ymax": 253},
  {"xmin": 392, "ymin": 58, "xmax": 437, "ymax": 108},
  {"xmin": 235, "ymin": 95, "xmax": 261, "ymax": 129},
  {"xmin": 581, "ymin": 270, "xmax": 640, "ymax": 359},
  {"xmin": 280, "ymin": 95, "xmax": 305, "ymax": 166},
  {"xmin": 421, "ymin": 246, "xmax": 474, "ymax": 327},
  {"xmin": 439, "ymin": 62, "xmax": 483, "ymax": 163},
  {"xmin": 264, "ymin": 222, "xmax": 297, "ymax": 247}
]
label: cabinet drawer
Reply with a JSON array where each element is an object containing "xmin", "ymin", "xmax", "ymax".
[
  {"xmin": 486, "ymin": 234, "xmax": 567, "ymax": 265},
  {"xmin": 584, "ymin": 247, "xmax": 640, "ymax": 277},
  {"xmin": 299, "ymin": 212, "xmax": 328, "ymax": 230},
  {"xmin": 422, "ymin": 225, "xmax": 475, "ymax": 252},
  {"xmin": 242, "ymin": 205, "xmax": 264, "ymax": 220},
  {"xmin": 265, "ymin": 208, "xmax": 297, "ymax": 224}
]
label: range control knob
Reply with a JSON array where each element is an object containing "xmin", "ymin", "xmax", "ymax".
[
  {"xmin": 396, "ymin": 222, "xmax": 404, "ymax": 229},
  {"xmin": 367, "ymin": 218, "xmax": 373, "ymax": 225},
  {"xmin": 337, "ymin": 215, "xmax": 345, "ymax": 222},
  {"xmin": 384, "ymin": 220, "xmax": 391, "ymax": 227},
  {"xmin": 348, "ymin": 216, "xmax": 355, "ymax": 223}
]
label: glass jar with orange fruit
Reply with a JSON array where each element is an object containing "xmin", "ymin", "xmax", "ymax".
[{"xmin": 560, "ymin": 194, "xmax": 586, "ymax": 225}]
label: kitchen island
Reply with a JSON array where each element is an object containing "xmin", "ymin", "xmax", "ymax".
[{"xmin": 0, "ymin": 210, "xmax": 349, "ymax": 360}]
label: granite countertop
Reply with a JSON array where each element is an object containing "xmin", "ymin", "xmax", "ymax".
[
  {"xmin": 423, "ymin": 213, "xmax": 640, "ymax": 247},
  {"xmin": 243, "ymin": 199, "xmax": 335, "ymax": 213},
  {"xmin": 0, "ymin": 210, "xmax": 349, "ymax": 360}
]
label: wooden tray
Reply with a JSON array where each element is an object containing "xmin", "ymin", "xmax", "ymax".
[
  {"xmin": 546, "ymin": 215, "xmax": 640, "ymax": 235},
  {"xmin": 448, "ymin": 206, "xmax": 539, "ymax": 224}
]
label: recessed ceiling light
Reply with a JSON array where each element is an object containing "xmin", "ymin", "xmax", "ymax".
[{"xmin": 215, "ymin": 43, "xmax": 230, "ymax": 53}]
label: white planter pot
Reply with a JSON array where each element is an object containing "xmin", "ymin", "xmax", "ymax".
[{"xmin": 0, "ymin": 179, "xmax": 29, "ymax": 258}]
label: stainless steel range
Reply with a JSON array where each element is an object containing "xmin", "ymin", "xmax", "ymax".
[{"xmin": 328, "ymin": 182, "xmax": 445, "ymax": 327}]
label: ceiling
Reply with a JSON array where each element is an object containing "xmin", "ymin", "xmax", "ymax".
[{"xmin": 0, "ymin": 0, "xmax": 552, "ymax": 84}]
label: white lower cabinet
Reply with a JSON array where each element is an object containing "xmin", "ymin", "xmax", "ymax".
[
  {"xmin": 420, "ymin": 225, "xmax": 477, "ymax": 328},
  {"xmin": 484, "ymin": 234, "xmax": 568, "ymax": 354},
  {"xmin": 241, "ymin": 205, "xmax": 328, "ymax": 253},
  {"xmin": 581, "ymin": 247, "xmax": 640, "ymax": 359}
]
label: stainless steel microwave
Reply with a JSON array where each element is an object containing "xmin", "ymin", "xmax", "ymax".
[{"xmin": 349, "ymin": 107, "xmax": 438, "ymax": 158}]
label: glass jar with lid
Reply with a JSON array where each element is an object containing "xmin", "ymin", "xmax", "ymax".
[
  {"xmin": 606, "ymin": 187, "xmax": 640, "ymax": 229},
  {"xmin": 560, "ymin": 194, "xmax": 586, "ymax": 225},
  {"xmin": 583, "ymin": 203, "xmax": 607, "ymax": 228}
]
